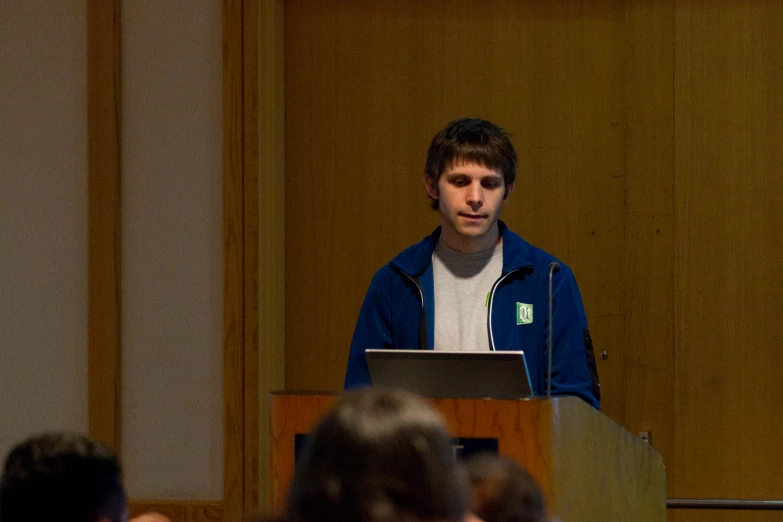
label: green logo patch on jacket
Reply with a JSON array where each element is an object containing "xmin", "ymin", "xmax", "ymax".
[{"xmin": 516, "ymin": 302, "xmax": 533, "ymax": 325}]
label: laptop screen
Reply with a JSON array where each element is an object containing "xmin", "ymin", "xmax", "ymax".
[{"xmin": 365, "ymin": 349, "xmax": 533, "ymax": 400}]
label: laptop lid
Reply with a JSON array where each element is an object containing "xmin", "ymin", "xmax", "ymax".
[{"xmin": 365, "ymin": 349, "xmax": 533, "ymax": 400}]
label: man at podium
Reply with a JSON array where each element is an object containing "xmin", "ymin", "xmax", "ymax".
[{"xmin": 344, "ymin": 118, "xmax": 600, "ymax": 409}]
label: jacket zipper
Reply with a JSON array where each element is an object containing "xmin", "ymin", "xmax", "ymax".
[
  {"xmin": 391, "ymin": 265, "xmax": 427, "ymax": 349},
  {"xmin": 394, "ymin": 264, "xmax": 527, "ymax": 351},
  {"xmin": 486, "ymin": 268, "xmax": 524, "ymax": 351},
  {"xmin": 398, "ymin": 270, "xmax": 425, "ymax": 309}
]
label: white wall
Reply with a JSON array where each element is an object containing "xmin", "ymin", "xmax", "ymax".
[
  {"xmin": 0, "ymin": 0, "xmax": 88, "ymax": 461},
  {"xmin": 120, "ymin": 1, "xmax": 224, "ymax": 500},
  {"xmin": 0, "ymin": 1, "xmax": 224, "ymax": 499}
]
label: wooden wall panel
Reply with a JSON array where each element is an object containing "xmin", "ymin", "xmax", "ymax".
[
  {"xmin": 488, "ymin": 1, "xmax": 628, "ymax": 425},
  {"xmin": 223, "ymin": 0, "xmax": 246, "ymax": 518},
  {"xmin": 282, "ymin": 0, "xmax": 680, "ymax": 488},
  {"xmin": 283, "ymin": 0, "xmax": 635, "ymax": 406},
  {"xmin": 622, "ymin": 0, "xmax": 675, "ymax": 495},
  {"xmin": 673, "ymin": 0, "xmax": 783, "ymax": 503},
  {"xmin": 258, "ymin": 0, "xmax": 286, "ymax": 511},
  {"xmin": 283, "ymin": 0, "xmax": 674, "ymax": 468},
  {"xmin": 87, "ymin": 0, "xmax": 122, "ymax": 450},
  {"xmin": 284, "ymin": 1, "xmax": 783, "ymax": 517},
  {"xmin": 285, "ymin": 0, "xmax": 447, "ymax": 391}
]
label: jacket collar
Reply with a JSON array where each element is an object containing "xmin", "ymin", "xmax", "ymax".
[{"xmin": 390, "ymin": 220, "xmax": 535, "ymax": 277}]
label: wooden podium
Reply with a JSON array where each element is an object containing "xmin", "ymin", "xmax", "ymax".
[{"xmin": 270, "ymin": 393, "xmax": 665, "ymax": 521}]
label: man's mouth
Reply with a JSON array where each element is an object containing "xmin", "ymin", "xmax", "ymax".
[{"xmin": 458, "ymin": 213, "xmax": 487, "ymax": 220}]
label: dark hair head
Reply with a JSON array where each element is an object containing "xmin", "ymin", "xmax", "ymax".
[
  {"xmin": 0, "ymin": 433, "xmax": 127, "ymax": 522},
  {"xmin": 287, "ymin": 388, "xmax": 467, "ymax": 522},
  {"xmin": 465, "ymin": 454, "xmax": 546, "ymax": 522},
  {"xmin": 424, "ymin": 118, "xmax": 517, "ymax": 209}
]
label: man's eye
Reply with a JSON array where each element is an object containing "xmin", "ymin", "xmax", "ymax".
[{"xmin": 482, "ymin": 181, "xmax": 501, "ymax": 189}]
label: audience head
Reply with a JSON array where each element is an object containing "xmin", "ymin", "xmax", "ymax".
[
  {"xmin": 0, "ymin": 432, "xmax": 127, "ymax": 522},
  {"xmin": 465, "ymin": 454, "xmax": 546, "ymax": 522},
  {"xmin": 287, "ymin": 387, "xmax": 467, "ymax": 522}
]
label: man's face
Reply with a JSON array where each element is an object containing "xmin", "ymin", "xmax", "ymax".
[{"xmin": 425, "ymin": 162, "xmax": 512, "ymax": 250}]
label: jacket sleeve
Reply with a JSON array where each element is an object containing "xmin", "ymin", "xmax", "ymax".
[
  {"xmin": 344, "ymin": 268, "xmax": 394, "ymax": 389},
  {"xmin": 550, "ymin": 266, "xmax": 601, "ymax": 409}
]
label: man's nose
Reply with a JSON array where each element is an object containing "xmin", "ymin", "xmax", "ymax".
[{"xmin": 467, "ymin": 184, "xmax": 483, "ymax": 209}]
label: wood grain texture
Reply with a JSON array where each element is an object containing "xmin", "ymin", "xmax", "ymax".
[
  {"xmin": 673, "ymin": 0, "xmax": 783, "ymax": 501},
  {"xmin": 282, "ymin": 0, "xmax": 783, "ymax": 517},
  {"xmin": 129, "ymin": 501, "xmax": 223, "ymax": 522},
  {"xmin": 269, "ymin": 393, "xmax": 336, "ymax": 508},
  {"xmin": 269, "ymin": 394, "xmax": 665, "ymax": 521},
  {"xmin": 257, "ymin": 0, "xmax": 286, "ymax": 512},
  {"xmin": 243, "ymin": 0, "xmax": 261, "ymax": 514},
  {"xmin": 87, "ymin": 0, "xmax": 122, "ymax": 450},
  {"xmin": 438, "ymin": 396, "xmax": 665, "ymax": 521},
  {"xmin": 621, "ymin": 0, "xmax": 676, "ymax": 496},
  {"xmin": 282, "ymin": 0, "xmax": 673, "ymax": 479},
  {"xmin": 431, "ymin": 397, "xmax": 555, "ymax": 503},
  {"xmin": 283, "ymin": 0, "xmax": 633, "ymax": 404},
  {"xmin": 493, "ymin": 4, "xmax": 627, "ymax": 427},
  {"xmin": 224, "ymin": 0, "xmax": 246, "ymax": 520},
  {"xmin": 550, "ymin": 397, "xmax": 665, "ymax": 521}
]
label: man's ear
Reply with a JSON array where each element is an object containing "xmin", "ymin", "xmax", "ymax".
[
  {"xmin": 504, "ymin": 182, "xmax": 514, "ymax": 200},
  {"xmin": 424, "ymin": 176, "xmax": 439, "ymax": 200}
]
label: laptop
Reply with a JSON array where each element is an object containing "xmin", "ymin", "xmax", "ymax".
[{"xmin": 365, "ymin": 349, "xmax": 533, "ymax": 400}]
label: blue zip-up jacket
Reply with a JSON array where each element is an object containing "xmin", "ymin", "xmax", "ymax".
[{"xmin": 344, "ymin": 221, "xmax": 600, "ymax": 409}]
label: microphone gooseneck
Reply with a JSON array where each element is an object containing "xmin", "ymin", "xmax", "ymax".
[{"xmin": 547, "ymin": 262, "xmax": 560, "ymax": 397}]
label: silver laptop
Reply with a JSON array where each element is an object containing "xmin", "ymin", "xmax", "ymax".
[{"xmin": 365, "ymin": 349, "xmax": 533, "ymax": 400}]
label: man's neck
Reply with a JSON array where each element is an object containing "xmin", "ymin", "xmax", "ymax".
[{"xmin": 439, "ymin": 222, "xmax": 501, "ymax": 254}]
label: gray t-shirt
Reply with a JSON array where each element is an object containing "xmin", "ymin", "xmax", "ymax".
[{"xmin": 432, "ymin": 237, "xmax": 503, "ymax": 351}]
